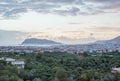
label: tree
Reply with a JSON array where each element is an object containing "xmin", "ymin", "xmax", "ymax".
[
  {"xmin": 80, "ymin": 72, "xmax": 90, "ymax": 81},
  {"xmin": 56, "ymin": 68, "xmax": 67, "ymax": 81},
  {"xmin": 103, "ymin": 74, "xmax": 115, "ymax": 81},
  {"xmin": 0, "ymin": 76, "xmax": 9, "ymax": 81},
  {"xmin": 9, "ymin": 75, "xmax": 20, "ymax": 81},
  {"xmin": 36, "ymin": 53, "xmax": 43, "ymax": 61},
  {"xmin": 0, "ymin": 60, "xmax": 6, "ymax": 70},
  {"xmin": 33, "ymin": 78, "xmax": 42, "ymax": 81}
]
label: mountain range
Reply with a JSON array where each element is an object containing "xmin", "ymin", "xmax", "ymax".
[
  {"xmin": 0, "ymin": 30, "xmax": 96, "ymax": 45},
  {"xmin": 94, "ymin": 36, "xmax": 120, "ymax": 45},
  {"xmin": 22, "ymin": 38, "xmax": 62, "ymax": 45},
  {"xmin": 21, "ymin": 36, "xmax": 120, "ymax": 46},
  {"xmin": 0, "ymin": 29, "xmax": 120, "ymax": 46}
]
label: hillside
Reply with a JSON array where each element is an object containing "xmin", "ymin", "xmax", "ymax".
[
  {"xmin": 21, "ymin": 38, "xmax": 62, "ymax": 45},
  {"xmin": 95, "ymin": 36, "xmax": 120, "ymax": 45}
]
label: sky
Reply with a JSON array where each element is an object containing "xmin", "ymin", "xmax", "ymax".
[{"xmin": 0, "ymin": 0, "xmax": 120, "ymax": 45}]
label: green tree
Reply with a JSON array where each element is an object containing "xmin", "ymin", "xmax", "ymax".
[
  {"xmin": 56, "ymin": 68, "xmax": 67, "ymax": 81},
  {"xmin": 10, "ymin": 75, "xmax": 20, "ymax": 81},
  {"xmin": 33, "ymin": 78, "xmax": 42, "ymax": 81},
  {"xmin": 0, "ymin": 76, "xmax": 9, "ymax": 81},
  {"xmin": 36, "ymin": 53, "xmax": 43, "ymax": 61},
  {"xmin": 80, "ymin": 72, "xmax": 90, "ymax": 81}
]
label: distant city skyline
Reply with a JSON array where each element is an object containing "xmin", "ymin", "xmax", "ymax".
[{"xmin": 0, "ymin": 0, "xmax": 120, "ymax": 45}]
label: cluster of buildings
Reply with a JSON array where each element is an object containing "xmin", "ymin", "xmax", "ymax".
[
  {"xmin": 0, "ymin": 57, "xmax": 25, "ymax": 69},
  {"xmin": 0, "ymin": 46, "xmax": 82, "ymax": 54},
  {"xmin": 0, "ymin": 46, "xmax": 35, "ymax": 53},
  {"xmin": 0, "ymin": 44, "xmax": 120, "ymax": 55}
]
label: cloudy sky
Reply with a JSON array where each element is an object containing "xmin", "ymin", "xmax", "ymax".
[{"xmin": 0, "ymin": 0, "xmax": 120, "ymax": 45}]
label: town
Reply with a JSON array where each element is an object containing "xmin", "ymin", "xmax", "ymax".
[{"xmin": 0, "ymin": 44, "xmax": 120, "ymax": 55}]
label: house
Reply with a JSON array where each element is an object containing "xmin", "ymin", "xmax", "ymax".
[
  {"xmin": 0, "ymin": 57, "xmax": 15, "ymax": 63},
  {"xmin": 11, "ymin": 60, "xmax": 25, "ymax": 69},
  {"xmin": 5, "ymin": 58, "xmax": 15, "ymax": 63},
  {"xmin": 0, "ymin": 57, "xmax": 25, "ymax": 69},
  {"xmin": 111, "ymin": 67, "xmax": 120, "ymax": 73}
]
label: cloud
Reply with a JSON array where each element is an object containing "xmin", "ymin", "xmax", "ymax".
[
  {"xmin": 53, "ymin": 7, "xmax": 80, "ymax": 16},
  {"xmin": 0, "ymin": 0, "xmax": 120, "ymax": 19},
  {"xmin": 3, "ymin": 8, "xmax": 27, "ymax": 19},
  {"xmin": 69, "ymin": 22, "xmax": 81, "ymax": 25},
  {"xmin": 55, "ymin": 36, "xmax": 96, "ymax": 44},
  {"xmin": 89, "ymin": 27, "xmax": 120, "ymax": 32},
  {"xmin": 113, "ymin": 6, "xmax": 120, "ymax": 10},
  {"xmin": 46, "ymin": 0, "xmax": 77, "ymax": 4},
  {"xmin": 87, "ymin": 0, "xmax": 120, "ymax": 10}
]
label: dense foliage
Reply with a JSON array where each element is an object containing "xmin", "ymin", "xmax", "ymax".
[{"xmin": 0, "ymin": 51, "xmax": 120, "ymax": 81}]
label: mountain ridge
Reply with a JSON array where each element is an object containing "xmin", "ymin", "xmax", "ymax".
[
  {"xmin": 21, "ymin": 38, "xmax": 62, "ymax": 45},
  {"xmin": 95, "ymin": 36, "xmax": 120, "ymax": 45}
]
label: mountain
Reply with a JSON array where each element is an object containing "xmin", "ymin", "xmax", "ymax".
[
  {"xmin": 108, "ymin": 36, "xmax": 120, "ymax": 44},
  {"xmin": 0, "ymin": 29, "xmax": 119, "ymax": 46},
  {"xmin": 95, "ymin": 36, "xmax": 120, "ymax": 45},
  {"xmin": 21, "ymin": 38, "xmax": 62, "ymax": 45},
  {"xmin": 0, "ymin": 30, "xmax": 27, "ymax": 46},
  {"xmin": 68, "ymin": 36, "xmax": 120, "ymax": 51}
]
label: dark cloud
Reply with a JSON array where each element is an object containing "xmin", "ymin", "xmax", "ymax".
[
  {"xmin": 0, "ymin": 0, "xmax": 18, "ymax": 3},
  {"xmin": 87, "ymin": 0, "xmax": 120, "ymax": 10},
  {"xmin": 46, "ymin": 0, "xmax": 76, "ymax": 4},
  {"xmin": 88, "ymin": 0, "xmax": 119, "ymax": 3},
  {"xmin": 0, "ymin": 0, "xmax": 120, "ymax": 19},
  {"xmin": 3, "ymin": 8, "xmax": 27, "ymax": 19}
]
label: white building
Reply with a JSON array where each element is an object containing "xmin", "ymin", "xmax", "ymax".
[
  {"xmin": 111, "ymin": 67, "xmax": 120, "ymax": 73},
  {"xmin": 11, "ymin": 61, "xmax": 25, "ymax": 69},
  {"xmin": 5, "ymin": 58, "xmax": 15, "ymax": 63},
  {"xmin": 0, "ymin": 57, "xmax": 25, "ymax": 69},
  {"xmin": 0, "ymin": 57, "xmax": 15, "ymax": 62}
]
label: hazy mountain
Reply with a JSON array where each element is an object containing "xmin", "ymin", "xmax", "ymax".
[
  {"xmin": 0, "ymin": 29, "xmax": 119, "ymax": 46},
  {"xmin": 95, "ymin": 36, "xmax": 120, "ymax": 45},
  {"xmin": 0, "ymin": 30, "xmax": 96, "ymax": 45},
  {"xmin": 22, "ymin": 38, "xmax": 62, "ymax": 45},
  {"xmin": 67, "ymin": 36, "xmax": 120, "ymax": 51},
  {"xmin": 108, "ymin": 36, "xmax": 120, "ymax": 44},
  {"xmin": 0, "ymin": 30, "xmax": 28, "ymax": 46}
]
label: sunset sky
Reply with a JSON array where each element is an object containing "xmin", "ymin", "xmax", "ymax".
[{"xmin": 0, "ymin": 0, "xmax": 120, "ymax": 44}]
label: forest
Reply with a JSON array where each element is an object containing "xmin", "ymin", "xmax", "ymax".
[{"xmin": 0, "ymin": 51, "xmax": 120, "ymax": 81}]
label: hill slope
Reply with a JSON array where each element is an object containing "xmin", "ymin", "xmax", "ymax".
[
  {"xmin": 95, "ymin": 36, "xmax": 120, "ymax": 45},
  {"xmin": 22, "ymin": 38, "xmax": 62, "ymax": 45}
]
